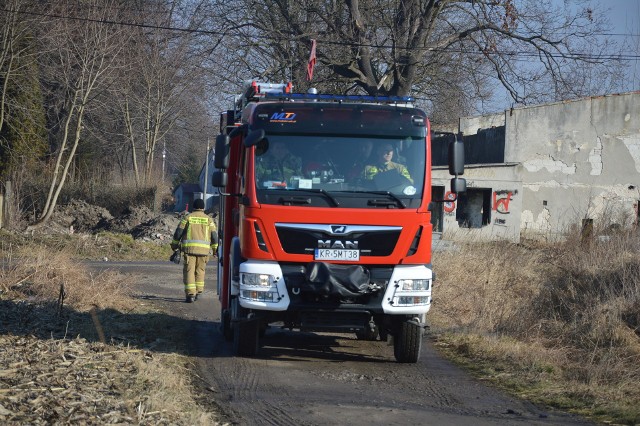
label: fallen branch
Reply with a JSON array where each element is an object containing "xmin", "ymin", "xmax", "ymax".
[{"xmin": 6, "ymin": 271, "xmax": 36, "ymax": 291}]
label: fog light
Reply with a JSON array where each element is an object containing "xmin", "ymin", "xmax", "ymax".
[
  {"xmin": 394, "ymin": 296, "xmax": 430, "ymax": 306},
  {"xmin": 241, "ymin": 290, "xmax": 278, "ymax": 302}
]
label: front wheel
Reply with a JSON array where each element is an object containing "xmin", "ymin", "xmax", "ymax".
[
  {"xmin": 221, "ymin": 308, "xmax": 233, "ymax": 342},
  {"xmin": 233, "ymin": 318, "xmax": 259, "ymax": 357},
  {"xmin": 393, "ymin": 319, "xmax": 422, "ymax": 363}
]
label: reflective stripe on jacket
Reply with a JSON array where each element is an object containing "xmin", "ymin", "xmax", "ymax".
[{"xmin": 171, "ymin": 209, "xmax": 218, "ymax": 255}]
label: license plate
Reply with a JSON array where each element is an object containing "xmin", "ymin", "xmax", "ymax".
[{"xmin": 314, "ymin": 249, "xmax": 360, "ymax": 261}]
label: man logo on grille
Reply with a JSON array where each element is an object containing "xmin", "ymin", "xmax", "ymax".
[{"xmin": 331, "ymin": 225, "xmax": 347, "ymax": 234}]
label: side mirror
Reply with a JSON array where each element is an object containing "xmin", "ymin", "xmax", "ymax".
[
  {"xmin": 214, "ymin": 134, "xmax": 230, "ymax": 169},
  {"xmin": 448, "ymin": 138, "xmax": 464, "ymax": 176},
  {"xmin": 244, "ymin": 129, "xmax": 266, "ymax": 148},
  {"xmin": 212, "ymin": 170, "xmax": 228, "ymax": 188},
  {"xmin": 451, "ymin": 177, "xmax": 466, "ymax": 194}
]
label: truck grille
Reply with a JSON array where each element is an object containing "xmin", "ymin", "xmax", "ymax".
[{"xmin": 275, "ymin": 224, "xmax": 401, "ymax": 256}]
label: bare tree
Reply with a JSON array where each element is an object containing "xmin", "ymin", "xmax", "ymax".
[
  {"xmin": 0, "ymin": 0, "xmax": 20, "ymax": 132},
  {"xmin": 27, "ymin": 0, "xmax": 128, "ymax": 229},
  {"xmin": 221, "ymin": 0, "xmax": 624, "ymax": 112},
  {"xmin": 0, "ymin": 0, "xmax": 40, "ymax": 133},
  {"xmin": 104, "ymin": 0, "xmax": 222, "ymax": 186}
]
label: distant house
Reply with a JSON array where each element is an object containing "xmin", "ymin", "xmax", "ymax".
[{"xmin": 172, "ymin": 183, "xmax": 202, "ymax": 212}]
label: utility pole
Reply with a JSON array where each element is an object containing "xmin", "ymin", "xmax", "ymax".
[
  {"xmin": 203, "ymin": 139, "xmax": 210, "ymax": 210},
  {"xmin": 162, "ymin": 141, "xmax": 166, "ymax": 182}
]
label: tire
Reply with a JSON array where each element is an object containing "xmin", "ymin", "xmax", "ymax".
[
  {"xmin": 221, "ymin": 309, "xmax": 233, "ymax": 342},
  {"xmin": 259, "ymin": 324, "xmax": 268, "ymax": 338},
  {"xmin": 393, "ymin": 319, "xmax": 422, "ymax": 363},
  {"xmin": 233, "ymin": 318, "xmax": 259, "ymax": 357}
]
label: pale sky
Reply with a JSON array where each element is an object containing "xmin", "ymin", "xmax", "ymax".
[
  {"xmin": 606, "ymin": 0, "xmax": 640, "ymax": 91},
  {"xmin": 486, "ymin": 1, "xmax": 640, "ymax": 113}
]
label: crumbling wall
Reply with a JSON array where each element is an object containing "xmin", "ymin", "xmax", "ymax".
[{"xmin": 506, "ymin": 92, "xmax": 640, "ymax": 237}]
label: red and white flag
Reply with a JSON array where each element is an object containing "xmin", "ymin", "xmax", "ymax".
[{"xmin": 306, "ymin": 39, "xmax": 317, "ymax": 81}]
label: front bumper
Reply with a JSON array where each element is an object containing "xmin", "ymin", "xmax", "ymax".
[{"xmin": 238, "ymin": 261, "xmax": 432, "ymax": 315}]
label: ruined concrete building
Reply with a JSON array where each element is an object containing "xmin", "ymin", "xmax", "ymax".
[{"xmin": 431, "ymin": 91, "xmax": 640, "ymax": 242}]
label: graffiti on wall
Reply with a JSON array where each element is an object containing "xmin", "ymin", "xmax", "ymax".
[
  {"xmin": 493, "ymin": 190, "xmax": 517, "ymax": 226},
  {"xmin": 493, "ymin": 190, "xmax": 517, "ymax": 214}
]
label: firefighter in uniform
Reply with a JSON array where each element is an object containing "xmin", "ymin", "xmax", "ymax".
[
  {"xmin": 170, "ymin": 198, "xmax": 218, "ymax": 303},
  {"xmin": 363, "ymin": 143, "xmax": 413, "ymax": 183}
]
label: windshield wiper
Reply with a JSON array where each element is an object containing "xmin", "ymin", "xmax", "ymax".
[
  {"xmin": 368, "ymin": 191, "xmax": 406, "ymax": 208},
  {"xmin": 281, "ymin": 189, "xmax": 340, "ymax": 207},
  {"xmin": 339, "ymin": 190, "xmax": 406, "ymax": 209}
]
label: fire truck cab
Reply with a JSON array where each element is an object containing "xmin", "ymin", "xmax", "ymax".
[{"xmin": 212, "ymin": 81, "xmax": 464, "ymax": 363}]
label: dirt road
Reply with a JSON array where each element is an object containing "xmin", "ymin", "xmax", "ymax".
[{"xmin": 97, "ymin": 261, "xmax": 591, "ymax": 426}]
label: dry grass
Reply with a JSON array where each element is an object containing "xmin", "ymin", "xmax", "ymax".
[
  {"xmin": 0, "ymin": 240, "xmax": 220, "ymax": 425},
  {"xmin": 431, "ymin": 231, "xmax": 640, "ymax": 424},
  {"xmin": 1, "ymin": 243, "xmax": 135, "ymax": 310},
  {"xmin": 1, "ymin": 229, "xmax": 172, "ymax": 261},
  {"xmin": 124, "ymin": 353, "xmax": 215, "ymax": 425}
]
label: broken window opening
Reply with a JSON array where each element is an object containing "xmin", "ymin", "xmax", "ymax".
[{"xmin": 456, "ymin": 188, "xmax": 492, "ymax": 228}]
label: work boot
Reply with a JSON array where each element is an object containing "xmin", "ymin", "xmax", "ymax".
[
  {"xmin": 185, "ymin": 295, "xmax": 195, "ymax": 303},
  {"xmin": 195, "ymin": 292, "xmax": 202, "ymax": 301}
]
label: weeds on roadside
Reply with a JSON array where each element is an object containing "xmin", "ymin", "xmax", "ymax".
[
  {"xmin": 0, "ymin": 239, "xmax": 219, "ymax": 425},
  {"xmin": 431, "ymin": 228, "xmax": 640, "ymax": 424},
  {"xmin": 0, "ymin": 229, "xmax": 172, "ymax": 261},
  {"xmin": 0, "ymin": 243, "xmax": 134, "ymax": 310}
]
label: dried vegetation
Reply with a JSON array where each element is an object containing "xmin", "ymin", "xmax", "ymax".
[
  {"xmin": 0, "ymin": 242, "xmax": 218, "ymax": 424},
  {"xmin": 431, "ymin": 230, "xmax": 640, "ymax": 425}
]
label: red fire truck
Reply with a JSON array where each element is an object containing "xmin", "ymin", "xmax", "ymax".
[{"xmin": 212, "ymin": 81, "xmax": 465, "ymax": 363}]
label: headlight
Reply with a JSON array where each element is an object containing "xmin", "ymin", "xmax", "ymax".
[
  {"xmin": 241, "ymin": 273, "xmax": 273, "ymax": 287},
  {"xmin": 398, "ymin": 279, "xmax": 430, "ymax": 291}
]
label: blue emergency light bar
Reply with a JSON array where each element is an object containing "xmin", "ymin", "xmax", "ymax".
[{"xmin": 263, "ymin": 92, "xmax": 414, "ymax": 104}]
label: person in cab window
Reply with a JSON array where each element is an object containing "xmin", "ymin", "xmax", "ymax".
[
  {"xmin": 364, "ymin": 143, "xmax": 412, "ymax": 183},
  {"xmin": 255, "ymin": 140, "xmax": 302, "ymax": 187}
]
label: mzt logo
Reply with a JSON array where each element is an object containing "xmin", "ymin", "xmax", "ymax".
[{"xmin": 270, "ymin": 112, "xmax": 297, "ymax": 123}]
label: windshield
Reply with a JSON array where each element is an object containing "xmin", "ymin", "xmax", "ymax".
[{"xmin": 254, "ymin": 135, "xmax": 426, "ymax": 207}]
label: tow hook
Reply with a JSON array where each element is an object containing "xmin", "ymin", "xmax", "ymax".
[{"xmin": 409, "ymin": 316, "xmax": 429, "ymax": 330}]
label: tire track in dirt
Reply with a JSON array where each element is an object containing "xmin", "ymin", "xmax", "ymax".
[
  {"xmin": 114, "ymin": 262, "xmax": 594, "ymax": 426},
  {"xmin": 211, "ymin": 357, "xmax": 304, "ymax": 425},
  {"xmin": 194, "ymin": 319, "xmax": 303, "ymax": 425}
]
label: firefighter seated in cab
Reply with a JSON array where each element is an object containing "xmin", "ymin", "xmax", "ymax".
[
  {"xmin": 363, "ymin": 143, "xmax": 413, "ymax": 183},
  {"xmin": 255, "ymin": 140, "xmax": 302, "ymax": 188}
]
